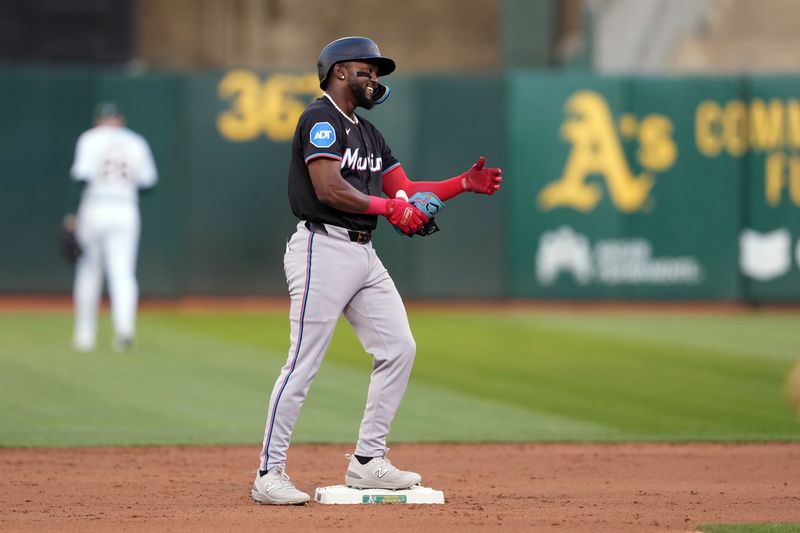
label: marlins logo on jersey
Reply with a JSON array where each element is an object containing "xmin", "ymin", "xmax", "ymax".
[
  {"xmin": 310, "ymin": 122, "xmax": 336, "ymax": 148},
  {"xmin": 342, "ymin": 147, "xmax": 382, "ymax": 172}
]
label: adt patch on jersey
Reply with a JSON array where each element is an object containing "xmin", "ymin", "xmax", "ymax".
[{"xmin": 310, "ymin": 122, "xmax": 336, "ymax": 148}]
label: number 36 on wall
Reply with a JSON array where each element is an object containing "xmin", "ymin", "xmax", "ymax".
[{"xmin": 216, "ymin": 70, "xmax": 322, "ymax": 142}]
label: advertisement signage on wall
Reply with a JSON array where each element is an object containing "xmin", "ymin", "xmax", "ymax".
[
  {"xmin": 737, "ymin": 77, "xmax": 800, "ymax": 301},
  {"xmin": 508, "ymin": 74, "xmax": 742, "ymax": 299},
  {"xmin": 2, "ymin": 66, "xmax": 798, "ymax": 301}
]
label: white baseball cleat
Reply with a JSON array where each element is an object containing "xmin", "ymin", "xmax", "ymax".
[
  {"xmin": 72, "ymin": 336, "xmax": 95, "ymax": 352},
  {"xmin": 344, "ymin": 452, "xmax": 422, "ymax": 490},
  {"xmin": 251, "ymin": 466, "xmax": 310, "ymax": 505}
]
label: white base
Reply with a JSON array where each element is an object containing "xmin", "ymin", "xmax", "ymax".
[{"xmin": 314, "ymin": 484, "xmax": 445, "ymax": 505}]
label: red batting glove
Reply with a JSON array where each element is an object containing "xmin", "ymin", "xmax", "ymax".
[
  {"xmin": 364, "ymin": 195, "xmax": 429, "ymax": 234},
  {"xmin": 459, "ymin": 156, "xmax": 503, "ymax": 195},
  {"xmin": 385, "ymin": 198, "xmax": 429, "ymax": 235}
]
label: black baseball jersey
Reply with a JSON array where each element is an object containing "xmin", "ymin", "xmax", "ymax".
[{"xmin": 288, "ymin": 96, "xmax": 399, "ymax": 231}]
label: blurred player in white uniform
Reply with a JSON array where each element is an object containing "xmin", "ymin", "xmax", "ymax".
[{"xmin": 69, "ymin": 103, "xmax": 158, "ymax": 352}]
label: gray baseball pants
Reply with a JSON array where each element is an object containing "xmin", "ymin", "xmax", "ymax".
[{"xmin": 259, "ymin": 221, "xmax": 416, "ymax": 471}]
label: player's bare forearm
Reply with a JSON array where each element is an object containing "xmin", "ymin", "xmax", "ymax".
[
  {"xmin": 314, "ymin": 176, "xmax": 371, "ymax": 213},
  {"xmin": 308, "ymin": 158, "xmax": 371, "ymax": 213}
]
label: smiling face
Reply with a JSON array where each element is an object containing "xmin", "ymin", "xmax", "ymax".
[{"xmin": 338, "ymin": 61, "xmax": 379, "ymax": 109}]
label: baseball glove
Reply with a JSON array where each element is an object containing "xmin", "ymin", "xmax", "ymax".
[
  {"xmin": 61, "ymin": 214, "xmax": 82, "ymax": 264},
  {"xmin": 396, "ymin": 192, "xmax": 445, "ymax": 238}
]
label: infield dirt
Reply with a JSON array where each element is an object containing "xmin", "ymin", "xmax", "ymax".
[{"xmin": 2, "ymin": 442, "xmax": 799, "ymax": 532}]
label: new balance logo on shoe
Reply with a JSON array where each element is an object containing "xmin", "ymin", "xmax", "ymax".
[
  {"xmin": 345, "ymin": 453, "xmax": 422, "ymax": 490},
  {"xmin": 251, "ymin": 467, "xmax": 310, "ymax": 505}
]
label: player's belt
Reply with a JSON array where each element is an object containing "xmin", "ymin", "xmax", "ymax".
[{"xmin": 305, "ymin": 221, "xmax": 372, "ymax": 244}]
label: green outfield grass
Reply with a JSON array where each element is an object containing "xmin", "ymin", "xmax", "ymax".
[{"xmin": 0, "ymin": 308, "xmax": 799, "ymax": 447}]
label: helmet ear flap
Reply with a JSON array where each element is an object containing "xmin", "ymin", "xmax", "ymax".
[
  {"xmin": 372, "ymin": 83, "xmax": 390, "ymax": 105},
  {"xmin": 320, "ymin": 64, "xmax": 338, "ymax": 89}
]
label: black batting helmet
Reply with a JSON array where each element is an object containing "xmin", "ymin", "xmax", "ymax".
[{"xmin": 317, "ymin": 36, "xmax": 396, "ymax": 89}]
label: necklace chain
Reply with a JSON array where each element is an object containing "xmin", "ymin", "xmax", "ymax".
[{"xmin": 324, "ymin": 93, "xmax": 358, "ymax": 125}]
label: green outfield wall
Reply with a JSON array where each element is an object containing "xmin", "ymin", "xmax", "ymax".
[
  {"xmin": 739, "ymin": 76, "xmax": 800, "ymax": 302},
  {"xmin": 1, "ymin": 67, "xmax": 799, "ymax": 302},
  {"xmin": 507, "ymin": 74, "xmax": 744, "ymax": 299}
]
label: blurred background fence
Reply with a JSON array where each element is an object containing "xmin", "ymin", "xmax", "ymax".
[{"xmin": 1, "ymin": 0, "xmax": 799, "ymax": 303}]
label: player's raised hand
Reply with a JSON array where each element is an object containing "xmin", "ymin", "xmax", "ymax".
[
  {"xmin": 460, "ymin": 156, "xmax": 502, "ymax": 195},
  {"xmin": 385, "ymin": 198, "xmax": 429, "ymax": 235}
]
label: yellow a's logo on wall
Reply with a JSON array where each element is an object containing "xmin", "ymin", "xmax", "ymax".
[{"xmin": 538, "ymin": 91, "xmax": 677, "ymax": 213}]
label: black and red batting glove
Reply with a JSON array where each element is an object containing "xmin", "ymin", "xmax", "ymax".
[{"xmin": 385, "ymin": 198, "xmax": 429, "ymax": 235}]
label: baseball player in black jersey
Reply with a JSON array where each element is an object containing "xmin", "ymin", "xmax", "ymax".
[{"xmin": 252, "ymin": 36, "xmax": 502, "ymax": 505}]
